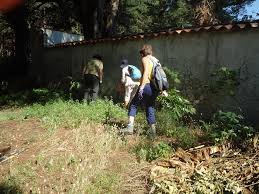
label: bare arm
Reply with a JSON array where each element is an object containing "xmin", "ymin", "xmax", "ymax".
[
  {"xmin": 98, "ymin": 62, "xmax": 104, "ymax": 83},
  {"xmin": 140, "ymin": 57, "xmax": 150, "ymax": 89},
  {"xmin": 99, "ymin": 70, "xmax": 103, "ymax": 83},
  {"xmin": 121, "ymin": 68, "xmax": 126, "ymax": 83}
]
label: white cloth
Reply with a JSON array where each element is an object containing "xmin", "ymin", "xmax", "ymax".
[
  {"xmin": 121, "ymin": 66, "xmax": 129, "ymax": 84},
  {"xmin": 121, "ymin": 66, "xmax": 140, "ymax": 86},
  {"xmin": 125, "ymin": 83, "xmax": 139, "ymax": 103},
  {"xmin": 121, "ymin": 66, "xmax": 140, "ymax": 103}
]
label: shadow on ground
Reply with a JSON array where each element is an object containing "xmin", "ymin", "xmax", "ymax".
[{"xmin": 0, "ymin": 183, "xmax": 23, "ymax": 194}]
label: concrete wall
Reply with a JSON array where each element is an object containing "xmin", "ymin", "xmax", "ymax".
[{"xmin": 32, "ymin": 29, "xmax": 259, "ymax": 123}]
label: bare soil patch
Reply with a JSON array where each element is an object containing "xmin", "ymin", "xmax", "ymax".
[
  {"xmin": 0, "ymin": 119, "xmax": 46, "ymax": 179},
  {"xmin": 0, "ymin": 118, "xmax": 150, "ymax": 193}
]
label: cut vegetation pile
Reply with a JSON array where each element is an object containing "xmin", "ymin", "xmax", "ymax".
[{"xmin": 149, "ymin": 139, "xmax": 259, "ymax": 194}]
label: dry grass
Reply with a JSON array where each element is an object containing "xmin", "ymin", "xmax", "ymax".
[{"xmin": 1, "ymin": 121, "xmax": 149, "ymax": 194}]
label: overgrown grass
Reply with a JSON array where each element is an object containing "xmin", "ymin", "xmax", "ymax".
[
  {"xmin": 13, "ymin": 94, "xmax": 254, "ymax": 163},
  {"xmin": 134, "ymin": 140, "xmax": 173, "ymax": 162},
  {"xmin": 156, "ymin": 111, "xmax": 200, "ymax": 149},
  {"xmin": 0, "ymin": 109, "xmax": 20, "ymax": 122},
  {"xmin": 0, "ymin": 92, "xmax": 136, "ymax": 193},
  {"xmin": 85, "ymin": 172, "xmax": 120, "ymax": 194},
  {"xmin": 1, "ymin": 67, "xmax": 257, "ymax": 193},
  {"xmin": 0, "ymin": 88, "xmax": 65, "ymax": 107},
  {"xmin": 20, "ymin": 99, "xmax": 127, "ymax": 131}
]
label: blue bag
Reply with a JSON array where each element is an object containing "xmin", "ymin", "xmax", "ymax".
[{"xmin": 128, "ymin": 65, "xmax": 141, "ymax": 80}]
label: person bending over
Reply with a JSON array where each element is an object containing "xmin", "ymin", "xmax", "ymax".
[
  {"xmin": 120, "ymin": 59, "xmax": 141, "ymax": 107},
  {"xmin": 82, "ymin": 55, "xmax": 103, "ymax": 102}
]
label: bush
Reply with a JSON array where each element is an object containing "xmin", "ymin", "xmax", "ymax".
[
  {"xmin": 157, "ymin": 89, "xmax": 196, "ymax": 121},
  {"xmin": 210, "ymin": 67, "xmax": 240, "ymax": 96},
  {"xmin": 69, "ymin": 79, "xmax": 84, "ymax": 100},
  {"xmin": 210, "ymin": 111, "xmax": 254, "ymax": 144},
  {"xmin": 0, "ymin": 89, "xmax": 65, "ymax": 107},
  {"xmin": 163, "ymin": 67, "xmax": 181, "ymax": 86},
  {"xmin": 157, "ymin": 111, "xmax": 199, "ymax": 148}
]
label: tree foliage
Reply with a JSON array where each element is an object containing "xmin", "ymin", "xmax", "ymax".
[
  {"xmin": 0, "ymin": 14, "xmax": 14, "ymax": 57},
  {"xmin": 115, "ymin": 0, "xmax": 256, "ymax": 35},
  {"xmin": 1, "ymin": 0, "xmax": 256, "ymax": 39},
  {"xmin": 0, "ymin": 0, "xmax": 256, "ymax": 77}
]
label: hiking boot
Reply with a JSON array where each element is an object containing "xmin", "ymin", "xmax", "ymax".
[
  {"xmin": 120, "ymin": 124, "xmax": 134, "ymax": 135},
  {"xmin": 147, "ymin": 124, "xmax": 156, "ymax": 140}
]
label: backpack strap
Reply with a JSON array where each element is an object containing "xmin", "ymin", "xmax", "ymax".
[{"xmin": 148, "ymin": 56, "xmax": 159, "ymax": 76}]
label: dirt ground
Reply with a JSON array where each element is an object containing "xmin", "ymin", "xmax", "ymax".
[
  {"xmin": 0, "ymin": 118, "xmax": 150, "ymax": 194},
  {"xmin": 0, "ymin": 119, "xmax": 46, "ymax": 178}
]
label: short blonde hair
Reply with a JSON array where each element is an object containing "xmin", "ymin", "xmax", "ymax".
[{"xmin": 140, "ymin": 44, "xmax": 153, "ymax": 56}]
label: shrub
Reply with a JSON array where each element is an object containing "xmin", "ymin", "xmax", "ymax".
[
  {"xmin": 210, "ymin": 67, "xmax": 240, "ymax": 96},
  {"xmin": 157, "ymin": 112, "xmax": 199, "ymax": 148},
  {"xmin": 163, "ymin": 67, "xmax": 181, "ymax": 86},
  {"xmin": 157, "ymin": 89, "xmax": 196, "ymax": 121},
  {"xmin": 69, "ymin": 79, "xmax": 83, "ymax": 100},
  {"xmin": 0, "ymin": 89, "xmax": 65, "ymax": 107},
  {"xmin": 211, "ymin": 111, "xmax": 254, "ymax": 144}
]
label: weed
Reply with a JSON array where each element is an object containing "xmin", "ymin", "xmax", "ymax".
[
  {"xmin": 21, "ymin": 99, "xmax": 126, "ymax": 131},
  {"xmin": 211, "ymin": 111, "xmax": 254, "ymax": 144},
  {"xmin": 157, "ymin": 89, "xmax": 196, "ymax": 121},
  {"xmin": 210, "ymin": 67, "xmax": 240, "ymax": 96},
  {"xmin": 0, "ymin": 176, "xmax": 23, "ymax": 194},
  {"xmin": 85, "ymin": 172, "xmax": 120, "ymax": 194},
  {"xmin": 157, "ymin": 67, "xmax": 195, "ymax": 121},
  {"xmin": 163, "ymin": 67, "xmax": 181, "ymax": 86},
  {"xmin": 0, "ymin": 110, "xmax": 20, "ymax": 121},
  {"xmin": 171, "ymin": 125, "xmax": 199, "ymax": 148},
  {"xmin": 134, "ymin": 140, "xmax": 173, "ymax": 162},
  {"xmin": 69, "ymin": 79, "xmax": 84, "ymax": 100},
  {"xmin": 156, "ymin": 111, "xmax": 199, "ymax": 148}
]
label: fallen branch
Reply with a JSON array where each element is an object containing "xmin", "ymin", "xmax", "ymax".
[{"xmin": 0, "ymin": 148, "xmax": 26, "ymax": 164}]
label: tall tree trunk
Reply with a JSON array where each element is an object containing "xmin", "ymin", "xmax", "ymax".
[
  {"xmin": 76, "ymin": 0, "xmax": 119, "ymax": 39},
  {"xmin": 78, "ymin": 0, "xmax": 102, "ymax": 39},
  {"xmin": 103, "ymin": 0, "xmax": 120, "ymax": 37},
  {"xmin": 7, "ymin": 5, "xmax": 29, "ymax": 76}
]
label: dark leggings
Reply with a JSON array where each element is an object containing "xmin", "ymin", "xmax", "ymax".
[
  {"xmin": 84, "ymin": 74, "xmax": 100, "ymax": 101},
  {"xmin": 128, "ymin": 83, "xmax": 158, "ymax": 125}
]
